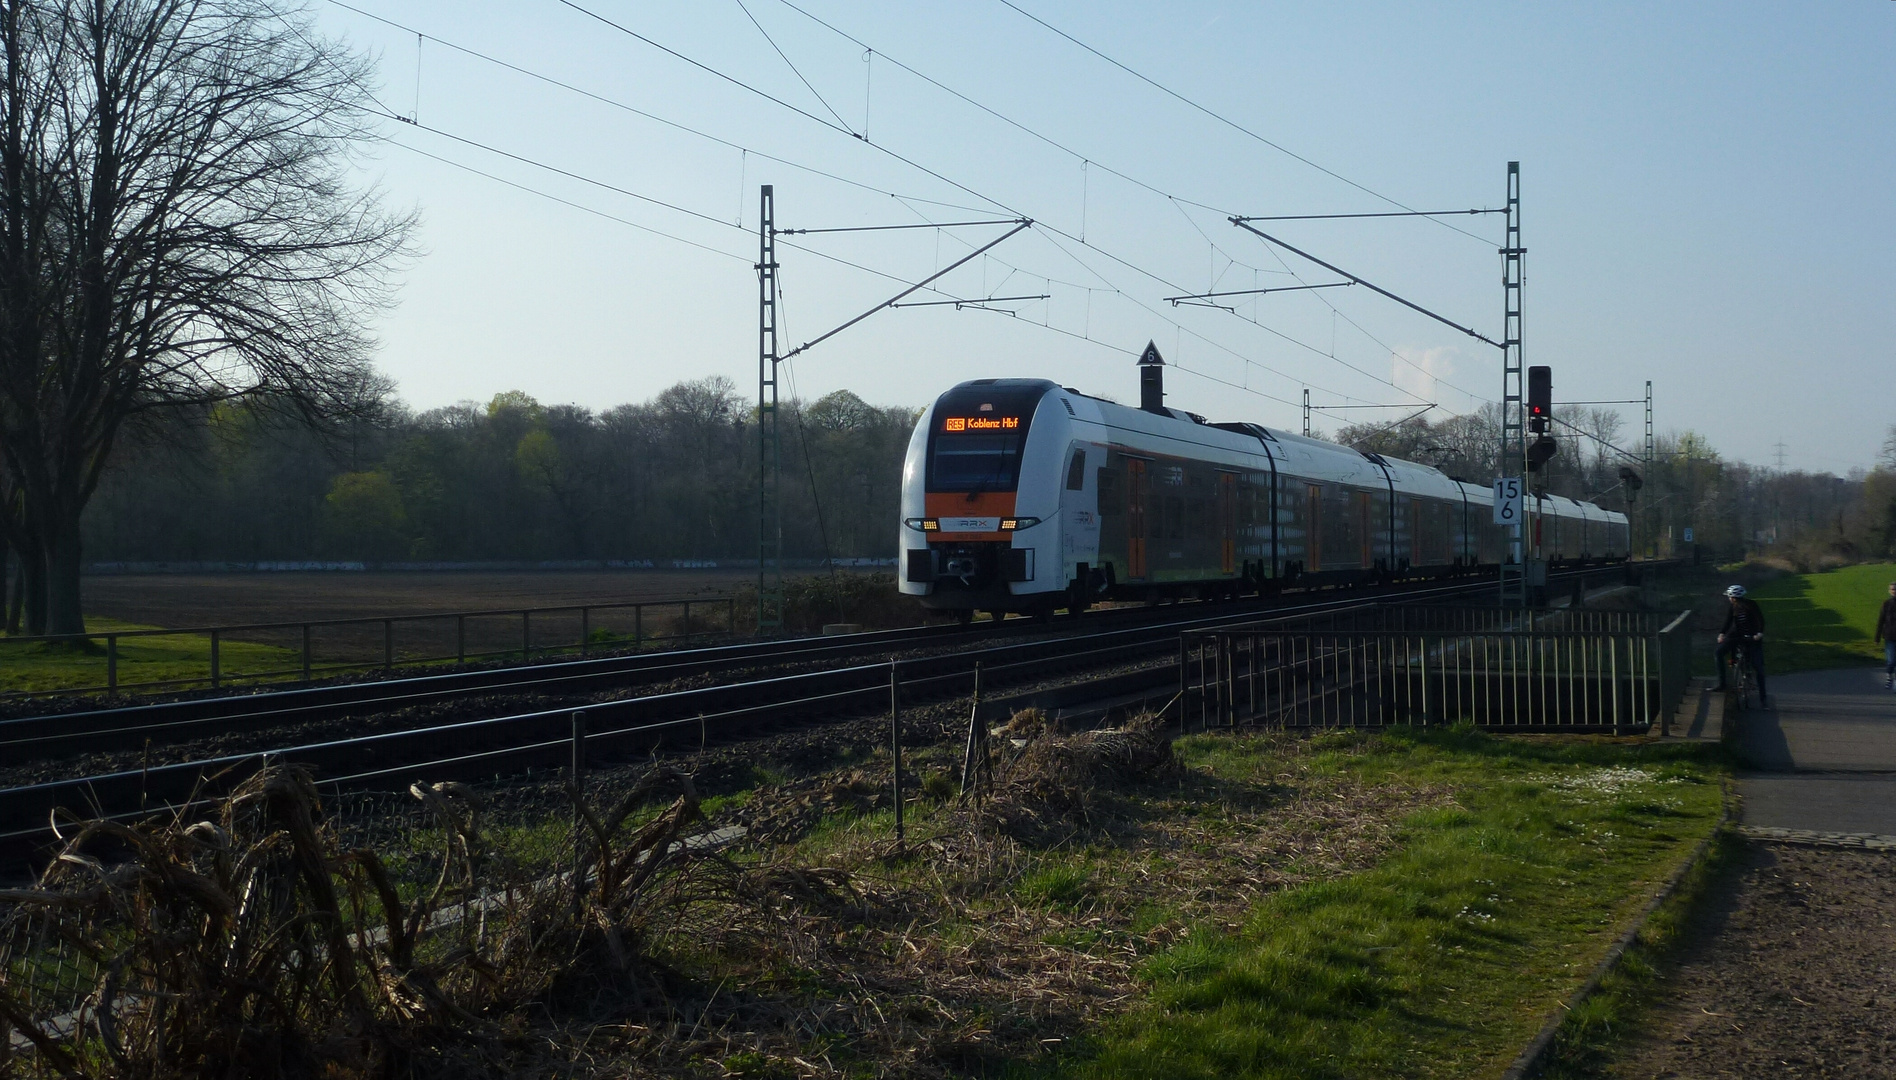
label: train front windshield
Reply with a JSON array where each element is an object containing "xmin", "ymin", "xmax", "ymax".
[{"xmin": 925, "ymin": 384, "xmax": 1043, "ymax": 492}]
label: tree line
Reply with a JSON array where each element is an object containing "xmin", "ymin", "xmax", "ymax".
[
  {"xmin": 76, "ymin": 378, "xmax": 915, "ymax": 565},
  {"xmin": 1336, "ymin": 408, "xmax": 1896, "ymax": 565},
  {"xmin": 5, "ymin": 368, "xmax": 1891, "ymax": 635}
]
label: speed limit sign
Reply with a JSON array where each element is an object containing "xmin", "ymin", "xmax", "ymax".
[{"xmin": 1492, "ymin": 477, "xmax": 1524, "ymax": 526}]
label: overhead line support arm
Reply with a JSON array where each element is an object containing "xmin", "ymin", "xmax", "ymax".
[
  {"xmin": 1228, "ymin": 218, "xmax": 1506, "ymax": 350},
  {"xmin": 1233, "ymin": 208, "xmax": 1504, "ymax": 222},
  {"xmin": 1163, "ymin": 281, "xmax": 1352, "ymax": 306},
  {"xmin": 780, "ymin": 219, "xmax": 1020, "ymax": 235},
  {"xmin": 779, "ymin": 220, "xmax": 1031, "ymax": 361}
]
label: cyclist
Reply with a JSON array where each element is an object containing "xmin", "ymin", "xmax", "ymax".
[{"xmin": 1714, "ymin": 584, "xmax": 1768, "ymax": 706}]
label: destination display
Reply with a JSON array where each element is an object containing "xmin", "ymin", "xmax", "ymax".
[{"xmin": 941, "ymin": 415, "xmax": 1020, "ymax": 432}]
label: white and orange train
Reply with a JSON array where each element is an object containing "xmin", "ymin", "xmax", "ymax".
[{"xmin": 897, "ymin": 368, "xmax": 1628, "ymax": 620}]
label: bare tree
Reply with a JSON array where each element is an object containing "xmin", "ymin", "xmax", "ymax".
[{"xmin": 0, "ymin": 0, "xmax": 411, "ymax": 633}]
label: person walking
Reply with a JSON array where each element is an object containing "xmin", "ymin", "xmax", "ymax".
[
  {"xmin": 1715, "ymin": 584, "xmax": 1769, "ymax": 706},
  {"xmin": 1878, "ymin": 580, "xmax": 1896, "ymax": 691}
]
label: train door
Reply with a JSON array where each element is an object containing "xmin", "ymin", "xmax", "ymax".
[
  {"xmin": 1127, "ymin": 458, "xmax": 1149, "ymax": 579},
  {"xmin": 1218, "ymin": 472, "xmax": 1237, "ymax": 574},
  {"xmin": 1306, "ymin": 483, "xmax": 1322, "ymax": 570},
  {"xmin": 1358, "ymin": 491, "xmax": 1374, "ymax": 569},
  {"xmin": 1409, "ymin": 498, "xmax": 1421, "ymax": 569}
]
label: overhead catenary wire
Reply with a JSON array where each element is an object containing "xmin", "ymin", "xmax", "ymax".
[
  {"xmin": 1336, "ymin": 404, "xmax": 1439, "ymax": 444},
  {"xmin": 1232, "ymin": 219, "xmax": 1506, "ymax": 350},
  {"xmin": 1164, "ymin": 281, "xmax": 1353, "ymax": 306},
  {"xmin": 779, "ymin": 220, "xmax": 1033, "ymax": 361},
  {"xmin": 335, "ymin": 0, "xmax": 1492, "ymax": 417},
  {"xmin": 1234, "ymin": 220, "xmax": 1492, "ymax": 410},
  {"xmin": 384, "ymin": 138, "xmax": 751, "ymax": 263},
  {"xmin": 1550, "ymin": 414, "xmax": 1649, "ymax": 466},
  {"xmin": 1237, "ymin": 209, "xmax": 1503, "ymax": 222},
  {"xmin": 551, "ymin": 0, "xmax": 862, "ymax": 140},
  {"xmin": 771, "ymin": 0, "xmax": 1291, "ymax": 292},
  {"xmin": 377, "ymin": 105, "xmax": 984, "ymax": 298},
  {"xmin": 552, "ymin": 0, "xmax": 1363, "ymax": 415},
  {"xmin": 888, "ymin": 294, "xmax": 1049, "ymax": 309},
  {"xmin": 315, "ymin": 11, "xmax": 1355, "ymax": 418},
  {"xmin": 379, "ymin": 111, "xmax": 740, "ymax": 230},
  {"xmin": 320, "ymin": 0, "xmax": 997, "ymax": 218},
  {"xmin": 780, "ymin": 219, "xmax": 1021, "ymax": 235},
  {"xmin": 731, "ymin": 0, "xmax": 857, "ymax": 134},
  {"xmin": 1167, "ymin": 196, "xmax": 1485, "ymax": 410},
  {"xmin": 993, "ymin": 0, "xmax": 1494, "ymax": 246},
  {"xmin": 1028, "ymin": 226, "xmax": 1351, "ymax": 408},
  {"xmin": 336, "ymin": 0, "xmax": 1473, "ymax": 414}
]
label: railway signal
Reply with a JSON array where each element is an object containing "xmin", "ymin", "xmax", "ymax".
[
  {"xmin": 1527, "ymin": 434, "xmax": 1558, "ymax": 472},
  {"xmin": 1527, "ymin": 365, "xmax": 1551, "ymax": 433}
]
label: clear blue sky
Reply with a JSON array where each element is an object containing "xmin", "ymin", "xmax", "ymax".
[{"xmin": 313, "ymin": 0, "xmax": 1895, "ymax": 474}]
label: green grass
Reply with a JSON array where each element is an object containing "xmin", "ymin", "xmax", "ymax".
[
  {"xmin": 0, "ymin": 618, "xmax": 301, "ymax": 695},
  {"xmin": 1535, "ymin": 828, "xmax": 1741, "ymax": 1078},
  {"xmin": 1747, "ymin": 561, "xmax": 1895, "ymax": 671},
  {"xmin": 1017, "ymin": 726, "xmax": 1727, "ymax": 1080}
]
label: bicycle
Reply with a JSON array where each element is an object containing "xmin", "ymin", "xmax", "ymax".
[{"xmin": 1723, "ymin": 641, "xmax": 1757, "ymax": 711}]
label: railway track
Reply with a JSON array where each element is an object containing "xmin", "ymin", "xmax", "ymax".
[
  {"xmin": 0, "ymin": 602, "xmax": 1161, "ymax": 763},
  {"xmin": 0, "ymin": 566, "xmax": 1649, "ymax": 869}
]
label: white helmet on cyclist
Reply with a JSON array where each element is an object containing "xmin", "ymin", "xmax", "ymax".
[{"xmin": 1724, "ymin": 584, "xmax": 1747, "ymax": 598}]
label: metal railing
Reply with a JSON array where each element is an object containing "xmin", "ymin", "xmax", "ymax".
[
  {"xmin": 1182, "ymin": 607, "xmax": 1695, "ymax": 733},
  {"xmin": 0, "ymin": 595, "xmax": 738, "ymax": 699}
]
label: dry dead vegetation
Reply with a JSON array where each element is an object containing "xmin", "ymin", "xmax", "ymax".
[{"xmin": 0, "ymin": 714, "xmax": 1442, "ymax": 1078}]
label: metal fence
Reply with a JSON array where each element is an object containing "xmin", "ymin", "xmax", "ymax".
[
  {"xmin": 1182, "ymin": 607, "xmax": 1695, "ymax": 733},
  {"xmin": 0, "ymin": 595, "xmax": 737, "ymax": 699}
]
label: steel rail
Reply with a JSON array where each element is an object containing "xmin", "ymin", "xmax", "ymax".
[
  {"xmin": 0, "ymin": 565, "xmax": 1659, "ymax": 869},
  {"xmin": 0, "ymin": 603, "xmax": 1305, "ymax": 835},
  {"xmin": 0, "ymin": 569, "xmax": 1554, "ymax": 761},
  {"xmin": 0, "ymin": 605, "xmax": 1132, "ymax": 759}
]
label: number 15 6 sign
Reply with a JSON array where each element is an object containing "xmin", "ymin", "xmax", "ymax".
[{"xmin": 1492, "ymin": 477, "xmax": 1524, "ymax": 526}]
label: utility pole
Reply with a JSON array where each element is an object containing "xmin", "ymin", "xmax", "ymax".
[
  {"xmin": 1302, "ymin": 388, "xmax": 1311, "ymax": 438},
  {"xmin": 1770, "ymin": 439, "xmax": 1788, "ymax": 548},
  {"xmin": 757, "ymin": 185, "xmax": 783, "ymax": 632},
  {"xmin": 1498, "ymin": 162, "xmax": 1527, "ymax": 607},
  {"xmin": 1644, "ymin": 380, "xmax": 1654, "ymax": 557},
  {"xmin": 750, "ymin": 193, "xmax": 1029, "ymax": 634}
]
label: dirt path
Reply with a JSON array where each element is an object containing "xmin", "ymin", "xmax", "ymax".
[{"xmin": 1607, "ymin": 841, "xmax": 1896, "ymax": 1078}]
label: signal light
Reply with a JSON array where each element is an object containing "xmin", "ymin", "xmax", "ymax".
[{"xmin": 1527, "ymin": 366, "xmax": 1551, "ymax": 433}]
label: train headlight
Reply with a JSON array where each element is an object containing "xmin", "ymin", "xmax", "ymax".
[
  {"xmin": 999, "ymin": 517, "xmax": 1042, "ymax": 531},
  {"xmin": 904, "ymin": 518, "xmax": 940, "ymax": 532}
]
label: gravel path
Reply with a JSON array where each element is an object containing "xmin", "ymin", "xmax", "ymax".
[{"xmin": 1607, "ymin": 840, "xmax": 1896, "ymax": 1078}]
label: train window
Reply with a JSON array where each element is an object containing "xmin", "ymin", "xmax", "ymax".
[
  {"xmin": 924, "ymin": 384, "xmax": 1042, "ymax": 492},
  {"xmin": 929, "ymin": 427, "xmax": 1027, "ymax": 492},
  {"xmin": 1065, "ymin": 449, "xmax": 1087, "ymax": 491}
]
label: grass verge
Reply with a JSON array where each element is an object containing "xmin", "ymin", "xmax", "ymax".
[
  {"xmin": 0, "ymin": 714, "xmax": 1733, "ymax": 1079},
  {"xmin": 1022, "ymin": 726, "xmax": 1727, "ymax": 1080},
  {"xmin": 1747, "ymin": 561, "xmax": 1894, "ymax": 672},
  {"xmin": 0, "ymin": 617, "xmax": 299, "ymax": 695},
  {"xmin": 1535, "ymin": 827, "xmax": 1745, "ymax": 1078}
]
